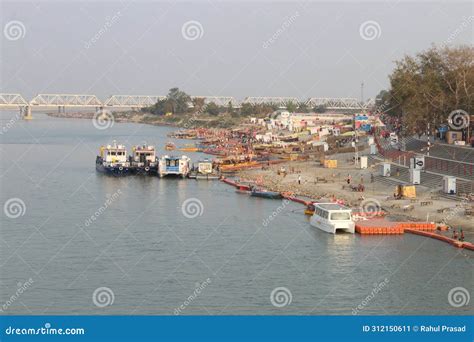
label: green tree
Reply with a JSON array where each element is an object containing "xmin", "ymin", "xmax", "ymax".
[
  {"xmin": 240, "ymin": 103, "xmax": 255, "ymax": 116},
  {"xmin": 167, "ymin": 87, "xmax": 191, "ymax": 114},
  {"xmin": 298, "ymin": 102, "xmax": 309, "ymax": 113},
  {"xmin": 286, "ymin": 101, "xmax": 298, "ymax": 113},
  {"xmin": 313, "ymin": 105, "xmax": 327, "ymax": 113},
  {"xmin": 227, "ymin": 101, "xmax": 235, "ymax": 115},
  {"xmin": 192, "ymin": 97, "xmax": 206, "ymax": 114},
  {"xmin": 205, "ymin": 102, "xmax": 220, "ymax": 116},
  {"xmin": 384, "ymin": 45, "xmax": 473, "ymax": 134}
]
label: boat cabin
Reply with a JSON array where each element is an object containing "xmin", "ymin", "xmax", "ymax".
[
  {"xmin": 158, "ymin": 155, "xmax": 191, "ymax": 177},
  {"xmin": 101, "ymin": 142, "xmax": 128, "ymax": 165},
  {"xmin": 132, "ymin": 145, "xmax": 156, "ymax": 165},
  {"xmin": 310, "ymin": 203, "xmax": 355, "ymax": 234},
  {"xmin": 197, "ymin": 159, "xmax": 213, "ymax": 174}
]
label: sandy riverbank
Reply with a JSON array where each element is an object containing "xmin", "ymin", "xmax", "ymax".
[
  {"xmin": 237, "ymin": 158, "xmax": 473, "ymax": 240},
  {"xmin": 47, "ymin": 111, "xmax": 245, "ymax": 128}
]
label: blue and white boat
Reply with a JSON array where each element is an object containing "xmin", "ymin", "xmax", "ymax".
[
  {"xmin": 158, "ymin": 155, "xmax": 191, "ymax": 178},
  {"xmin": 96, "ymin": 141, "xmax": 131, "ymax": 176}
]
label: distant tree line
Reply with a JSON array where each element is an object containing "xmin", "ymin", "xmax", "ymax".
[
  {"xmin": 375, "ymin": 45, "xmax": 473, "ymax": 134},
  {"xmin": 144, "ymin": 88, "xmax": 328, "ymax": 117}
]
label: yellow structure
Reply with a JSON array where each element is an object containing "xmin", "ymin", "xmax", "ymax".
[{"xmin": 324, "ymin": 160, "xmax": 338, "ymax": 168}]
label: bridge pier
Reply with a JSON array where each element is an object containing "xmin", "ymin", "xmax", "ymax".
[
  {"xmin": 57, "ymin": 106, "xmax": 66, "ymax": 113},
  {"xmin": 22, "ymin": 106, "xmax": 32, "ymax": 120}
]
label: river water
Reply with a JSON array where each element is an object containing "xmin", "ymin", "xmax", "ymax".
[{"xmin": 0, "ymin": 112, "xmax": 472, "ymax": 315}]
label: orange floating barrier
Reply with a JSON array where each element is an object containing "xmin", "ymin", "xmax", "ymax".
[
  {"xmin": 355, "ymin": 220, "xmax": 404, "ymax": 235},
  {"xmin": 405, "ymin": 228, "xmax": 473, "ymax": 251}
]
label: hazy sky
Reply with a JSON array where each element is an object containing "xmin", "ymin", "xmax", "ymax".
[{"xmin": 1, "ymin": 1, "xmax": 473, "ymax": 102}]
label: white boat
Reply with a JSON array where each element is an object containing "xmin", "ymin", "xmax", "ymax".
[
  {"xmin": 131, "ymin": 144, "xmax": 158, "ymax": 175},
  {"xmin": 158, "ymin": 155, "xmax": 191, "ymax": 178},
  {"xmin": 309, "ymin": 203, "xmax": 355, "ymax": 234}
]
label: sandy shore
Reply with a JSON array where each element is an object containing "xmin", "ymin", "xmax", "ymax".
[{"xmin": 237, "ymin": 157, "xmax": 473, "ymax": 240}]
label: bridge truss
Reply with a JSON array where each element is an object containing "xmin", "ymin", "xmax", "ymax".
[
  {"xmin": 30, "ymin": 94, "xmax": 103, "ymax": 107},
  {"xmin": 305, "ymin": 98, "xmax": 368, "ymax": 110},
  {"xmin": 0, "ymin": 93, "xmax": 29, "ymax": 107}
]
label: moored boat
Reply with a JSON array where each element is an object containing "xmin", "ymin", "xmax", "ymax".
[
  {"xmin": 309, "ymin": 203, "xmax": 355, "ymax": 234},
  {"xmin": 158, "ymin": 155, "xmax": 191, "ymax": 178},
  {"xmin": 178, "ymin": 144, "xmax": 200, "ymax": 152},
  {"xmin": 165, "ymin": 142, "xmax": 176, "ymax": 151},
  {"xmin": 194, "ymin": 159, "xmax": 219, "ymax": 180},
  {"xmin": 250, "ymin": 187, "xmax": 282, "ymax": 199},
  {"xmin": 131, "ymin": 144, "xmax": 158, "ymax": 175},
  {"xmin": 95, "ymin": 141, "xmax": 131, "ymax": 176}
]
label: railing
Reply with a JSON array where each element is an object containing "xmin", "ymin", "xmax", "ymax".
[{"xmin": 374, "ymin": 133, "xmax": 473, "ymax": 179}]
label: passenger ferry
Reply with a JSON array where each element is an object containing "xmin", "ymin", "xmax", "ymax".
[
  {"xmin": 96, "ymin": 141, "xmax": 131, "ymax": 176},
  {"xmin": 309, "ymin": 203, "xmax": 355, "ymax": 234},
  {"xmin": 158, "ymin": 155, "xmax": 191, "ymax": 178},
  {"xmin": 131, "ymin": 144, "xmax": 158, "ymax": 175}
]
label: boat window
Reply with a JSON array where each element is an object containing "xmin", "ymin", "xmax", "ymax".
[
  {"xmin": 111, "ymin": 152, "xmax": 116, "ymax": 156},
  {"xmin": 330, "ymin": 212, "xmax": 351, "ymax": 220}
]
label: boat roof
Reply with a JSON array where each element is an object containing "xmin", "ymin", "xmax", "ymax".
[{"xmin": 315, "ymin": 203, "xmax": 351, "ymax": 211}]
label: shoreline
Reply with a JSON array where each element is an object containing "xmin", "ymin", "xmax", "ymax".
[
  {"xmin": 46, "ymin": 110, "xmax": 246, "ymax": 129},
  {"xmin": 46, "ymin": 112, "xmax": 473, "ymax": 238},
  {"xmin": 236, "ymin": 160, "xmax": 474, "ymax": 236}
]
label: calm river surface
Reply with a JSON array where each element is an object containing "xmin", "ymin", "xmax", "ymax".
[{"xmin": 0, "ymin": 112, "xmax": 472, "ymax": 315}]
